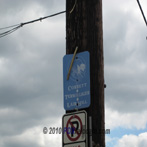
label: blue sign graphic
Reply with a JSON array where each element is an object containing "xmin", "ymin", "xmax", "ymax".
[{"xmin": 63, "ymin": 51, "xmax": 90, "ymax": 110}]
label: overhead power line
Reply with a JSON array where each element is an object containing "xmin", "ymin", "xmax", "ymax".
[
  {"xmin": 0, "ymin": 24, "xmax": 20, "ymax": 30},
  {"xmin": 0, "ymin": 11, "xmax": 66, "ymax": 38},
  {"xmin": 0, "ymin": 0, "xmax": 78, "ymax": 39},
  {"xmin": 136, "ymin": 0, "xmax": 147, "ymax": 26},
  {"xmin": 20, "ymin": 11, "xmax": 66, "ymax": 26},
  {"xmin": 0, "ymin": 26, "xmax": 21, "ymax": 38}
]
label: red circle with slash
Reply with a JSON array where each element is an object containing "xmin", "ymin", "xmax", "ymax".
[{"xmin": 66, "ymin": 115, "xmax": 82, "ymax": 141}]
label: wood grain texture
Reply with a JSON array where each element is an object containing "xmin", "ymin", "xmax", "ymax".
[{"xmin": 66, "ymin": 0, "xmax": 105, "ymax": 146}]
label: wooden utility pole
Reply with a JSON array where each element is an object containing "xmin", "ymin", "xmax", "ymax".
[{"xmin": 66, "ymin": 0, "xmax": 105, "ymax": 146}]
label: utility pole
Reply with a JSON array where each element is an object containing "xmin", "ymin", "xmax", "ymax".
[{"xmin": 66, "ymin": 0, "xmax": 105, "ymax": 146}]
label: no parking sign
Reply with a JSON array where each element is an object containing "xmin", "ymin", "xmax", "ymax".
[{"xmin": 62, "ymin": 111, "xmax": 87, "ymax": 147}]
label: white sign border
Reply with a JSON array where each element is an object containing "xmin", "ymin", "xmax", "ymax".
[{"xmin": 62, "ymin": 110, "xmax": 88, "ymax": 147}]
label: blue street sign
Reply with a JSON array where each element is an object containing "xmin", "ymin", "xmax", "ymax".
[{"xmin": 63, "ymin": 51, "xmax": 90, "ymax": 110}]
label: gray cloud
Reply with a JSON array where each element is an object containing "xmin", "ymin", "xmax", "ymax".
[
  {"xmin": 103, "ymin": 0, "xmax": 147, "ymax": 113},
  {"xmin": 0, "ymin": 0, "xmax": 147, "ymax": 146},
  {"xmin": 0, "ymin": 1, "xmax": 65, "ymax": 146}
]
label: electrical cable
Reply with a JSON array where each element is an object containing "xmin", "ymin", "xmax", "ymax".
[
  {"xmin": 0, "ymin": 26, "xmax": 21, "ymax": 38},
  {"xmin": 136, "ymin": 0, "xmax": 147, "ymax": 26},
  {"xmin": 0, "ymin": 0, "xmax": 78, "ymax": 39},
  {"xmin": 0, "ymin": 24, "xmax": 20, "ymax": 30},
  {"xmin": 20, "ymin": 10, "xmax": 66, "ymax": 27},
  {"xmin": 0, "ymin": 10, "xmax": 66, "ymax": 38}
]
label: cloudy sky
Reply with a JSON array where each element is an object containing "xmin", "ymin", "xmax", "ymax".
[{"xmin": 0, "ymin": 0, "xmax": 147, "ymax": 147}]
